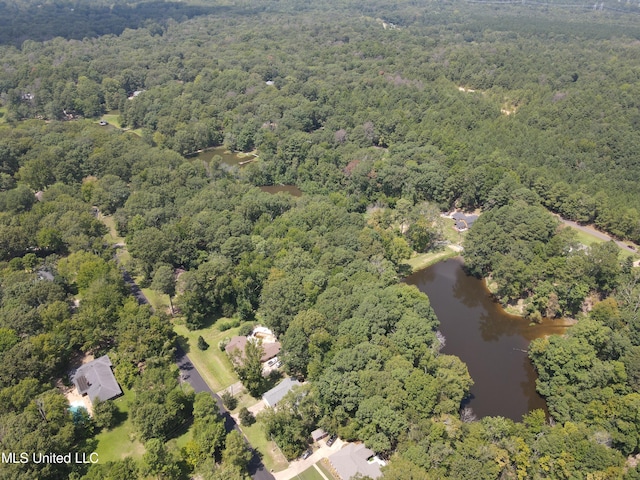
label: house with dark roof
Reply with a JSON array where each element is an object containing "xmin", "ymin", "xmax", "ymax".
[
  {"xmin": 262, "ymin": 377, "xmax": 302, "ymax": 408},
  {"xmin": 328, "ymin": 443, "xmax": 384, "ymax": 480},
  {"xmin": 71, "ymin": 355, "xmax": 122, "ymax": 404},
  {"xmin": 452, "ymin": 212, "xmax": 479, "ymax": 232}
]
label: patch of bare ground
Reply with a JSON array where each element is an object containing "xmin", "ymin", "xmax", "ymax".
[{"xmin": 59, "ymin": 353, "xmax": 95, "ymax": 414}]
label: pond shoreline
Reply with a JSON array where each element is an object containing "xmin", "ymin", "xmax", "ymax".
[{"xmin": 405, "ymin": 257, "xmax": 565, "ymax": 419}]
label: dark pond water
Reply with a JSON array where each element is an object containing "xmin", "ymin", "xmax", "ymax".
[
  {"xmin": 258, "ymin": 185, "xmax": 303, "ymax": 197},
  {"xmin": 405, "ymin": 257, "xmax": 569, "ymax": 421}
]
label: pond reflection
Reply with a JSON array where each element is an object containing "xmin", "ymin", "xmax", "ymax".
[{"xmin": 405, "ymin": 257, "xmax": 568, "ymax": 420}]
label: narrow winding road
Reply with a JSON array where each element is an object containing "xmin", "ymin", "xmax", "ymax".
[{"xmin": 119, "ymin": 259, "xmax": 275, "ymax": 480}]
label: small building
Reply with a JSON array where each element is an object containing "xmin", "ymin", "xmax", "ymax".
[
  {"xmin": 328, "ymin": 443, "xmax": 384, "ymax": 480},
  {"xmin": 71, "ymin": 355, "xmax": 123, "ymax": 404},
  {"xmin": 262, "ymin": 377, "xmax": 301, "ymax": 408},
  {"xmin": 452, "ymin": 211, "xmax": 479, "ymax": 232},
  {"xmin": 128, "ymin": 90, "xmax": 145, "ymax": 99},
  {"xmin": 311, "ymin": 428, "xmax": 327, "ymax": 443},
  {"xmin": 225, "ymin": 336, "xmax": 281, "ymax": 363}
]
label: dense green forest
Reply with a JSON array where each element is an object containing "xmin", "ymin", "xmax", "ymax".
[{"xmin": 1, "ymin": 0, "xmax": 640, "ymax": 479}]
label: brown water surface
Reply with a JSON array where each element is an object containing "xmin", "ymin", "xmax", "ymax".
[
  {"xmin": 258, "ymin": 185, "xmax": 303, "ymax": 197},
  {"xmin": 405, "ymin": 257, "xmax": 568, "ymax": 420}
]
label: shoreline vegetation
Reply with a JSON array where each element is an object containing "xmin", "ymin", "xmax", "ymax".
[{"xmin": 408, "ymin": 207, "xmax": 638, "ymax": 325}]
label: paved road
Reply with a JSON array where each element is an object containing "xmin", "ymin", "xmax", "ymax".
[
  {"xmin": 558, "ymin": 216, "xmax": 637, "ymax": 252},
  {"xmin": 174, "ymin": 345, "xmax": 275, "ymax": 480},
  {"xmin": 120, "ymin": 263, "xmax": 275, "ymax": 480}
]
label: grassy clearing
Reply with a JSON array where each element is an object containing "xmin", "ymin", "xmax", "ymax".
[
  {"xmin": 569, "ymin": 227, "xmax": 637, "ymax": 260},
  {"xmin": 293, "ymin": 466, "xmax": 326, "ymax": 480},
  {"xmin": 571, "ymin": 228, "xmax": 605, "ymax": 247},
  {"xmin": 0, "ymin": 107, "xmax": 7, "ymax": 123},
  {"xmin": 240, "ymin": 420, "xmax": 289, "ymax": 472},
  {"xmin": 317, "ymin": 459, "xmax": 339, "ymax": 480},
  {"xmin": 404, "ymin": 246, "xmax": 459, "ymax": 271},
  {"xmin": 225, "ymin": 387, "xmax": 256, "ymax": 413},
  {"xmin": 101, "ymin": 112, "xmax": 142, "ymax": 137},
  {"xmin": 100, "ymin": 214, "xmax": 124, "ymax": 244},
  {"xmin": 94, "ymin": 388, "xmax": 145, "ymax": 463},
  {"xmin": 141, "ymin": 287, "xmax": 170, "ymax": 313},
  {"xmin": 102, "ymin": 112, "xmax": 123, "ymax": 129},
  {"xmin": 166, "ymin": 420, "xmax": 193, "ymax": 454},
  {"xmin": 441, "ymin": 216, "xmax": 464, "ymax": 244},
  {"xmin": 173, "ymin": 323, "xmax": 240, "ymax": 392}
]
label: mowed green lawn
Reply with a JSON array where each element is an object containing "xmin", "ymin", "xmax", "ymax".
[
  {"xmin": 569, "ymin": 227, "xmax": 637, "ymax": 260},
  {"xmin": 101, "ymin": 111, "xmax": 143, "ymax": 137},
  {"xmin": 173, "ymin": 323, "xmax": 240, "ymax": 392},
  {"xmin": 240, "ymin": 420, "xmax": 289, "ymax": 472},
  {"xmin": 294, "ymin": 466, "xmax": 325, "ymax": 480},
  {"xmin": 404, "ymin": 247, "xmax": 458, "ymax": 271},
  {"xmin": 94, "ymin": 388, "xmax": 145, "ymax": 463},
  {"xmin": 317, "ymin": 460, "xmax": 338, "ymax": 480},
  {"xmin": 101, "ymin": 111, "xmax": 123, "ymax": 129}
]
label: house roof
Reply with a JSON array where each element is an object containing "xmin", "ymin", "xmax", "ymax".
[
  {"xmin": 262, "ymin": 378, "xmax": 301, "ymax": 407},
  {"xmin": 311, "ymin": 428, "xmax": 327, "ymax": 442},
  {"xmin": 225, "ymin": 336, "xmax": 281, "ymax": 363},
  {"xmin": 452, "ymin": 212, "xmax": 479, "ymax": 231},
  {"xmin": 71, "ymin": 355, "xmax": 122, "ymax": 404},
  {"xmin": 328, "ymin": 443, "xmax": 383, "ymax": 480}
]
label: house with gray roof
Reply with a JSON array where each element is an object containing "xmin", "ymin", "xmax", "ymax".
[
  {"xmin": 262, "ymin": 377, "xmax": 301, "ymax": 408},
  {"xmin": 328, "ymin": 443, "xmax": 384, "ymax": 480},
  {"xmin": 452, "ymin": 211, "xmax": 479, "ymax": 231},
  {"xmin": 71, "ymin": 355, "xmax": 122, "ymax": 404}
]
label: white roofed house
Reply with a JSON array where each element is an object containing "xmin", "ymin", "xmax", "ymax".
[{"xmin": 71, "ymin": 355, "xmax": 123, "ymax": 405}]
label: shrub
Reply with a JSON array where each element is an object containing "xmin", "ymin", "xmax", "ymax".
[
  {"xmin": 197, "ymin": 335, "xmax": 209, "ymax": 350},
  {"xmin": 238, "ymin": 322, "xmax": 257, "ymax": 337},
  {"xmin": 239, "ymin": 407, "xmax": 255, "ymax": 426},
  {"xmin": 221, "ymin": 391, "xmax": 237, "ymax": 410},
  {"xmin": 217, "ymin": 318, "xmax": 240, "ymax": 331},
  {"xmin": 93, "ymin": 398, "xmax": 119, "ymax": 429}
]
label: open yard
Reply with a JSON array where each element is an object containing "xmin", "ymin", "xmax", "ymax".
[
  {"xmin": 94, "ymin": 388, "xmax": 145, "ymax": 463},
  {"xmin": 317, "ymin": 460, "xmax": 339, "ymax": 480},
  {"xmin": 101, "ymin": 112, "xmax": 123, "ymax": 129},
  {"xmin": 293, "ymin": 466, "xmax": 325, "ymax": 480},
  {"xmin": 173, "ymin": 323, "xmax": 240, "ymax": 392},
  {"xmin": 404, "ymin": 246, "xmax": 459, "ymax": 271},
  {"xmin": 241, "ymin": 420, "xmax": 289, "ymax": 472},
  {"xmin": 101, "ymin": 111, "xmax": 143, "ymax": 137},
  {"xmin": 566, "ymin": 225, "xmax": 637, "ymax": 261}
]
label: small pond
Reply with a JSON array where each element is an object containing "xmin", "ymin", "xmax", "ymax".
[
  {"xmin": 194, "ymin": 146, "xmax": 256, "ymax": 168},
  {"xmin": 258, "ymin": 185, "xmax": 303, "ymax": 197},
  {"xmin": 405, "ymin": 257, "xmax": 569, "ymax": 420}
]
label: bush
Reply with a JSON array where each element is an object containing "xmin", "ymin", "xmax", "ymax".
[
  {"xmin": 221, "ymin": 391, "xmax": 238, "ymax": 410},
  {"xmin": 217, "ymin": 318, "xmax": 240, "ymax": 331},
  {"xmin": 92, "ymin": 398, "xmax": 119, "ymax": 429},
  {"xmin": 197, "ymin": 335, "xmax": 209, "ymax": 350},
  {"xmin": 238, "ymin": 322, "xmax": 256, "ymax": 337},
  {"xmin": 216, "ymin": 318, "xmax": 240, "ymax": 332},
  {"xmin": 239, "ymin": 407, "xmax": 255, "ymax": 426}
]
